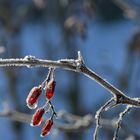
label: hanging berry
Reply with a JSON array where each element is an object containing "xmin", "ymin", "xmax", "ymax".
[
  {"xmin": 30, "ymin": 107, "xmax": 45, "ymax": 126},
  {"xmin": 45, "ymin": 79, "xmax": 56, "ymax": 100},
  {"xmin": 26, "ymin": 86, "xmax": 42, "ymax": 109},
  {"xmin": 26, "ymin": 67, "xmax": 57, "ymax": 137},
  {"xmin": 40, "ymin": 118, "xmax": 53, "ymax": 137}
]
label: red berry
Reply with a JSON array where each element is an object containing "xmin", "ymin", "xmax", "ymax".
[
  {"xmin": 45, "ymin": 80, "xmax": 56, "ymax": 100},
  {"xmin": 30, "ymin": 107, "xmax": 45, "ymax": 126},
  {"xmin": 26, "ymin": 86, "xmax": 42, "ymax": 109},
  {"xmin": 40, "ymin": 119, "xmax": 53, "ymax": 137}
]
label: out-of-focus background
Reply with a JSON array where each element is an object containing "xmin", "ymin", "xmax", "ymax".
[{"xmin": 0, "ymin": 0, "xmax": 140, "ymax": 140}]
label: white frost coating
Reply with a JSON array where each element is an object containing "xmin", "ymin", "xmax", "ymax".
[
  {"xmin": 40, "ymin": 132, "xmax": 50, "ymax": 137},
  {"xmin": 59, "ymin": 59, "xmax": 75, "ymax": 62},
  {"xmin": 27, "ymin": 102, "xmax": 38, "ymax": 109},
  {"xmin": 30, "ymin": 123, "xmax": 35, "ymax": 127},
  {"xmin": 24, "ymin": 55, "xmax": 36, "ymax": 60},
  {"xmin": 59, "ymin": 59, "xmax": 76, "ymax": 67}
]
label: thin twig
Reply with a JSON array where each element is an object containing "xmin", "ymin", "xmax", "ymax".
[
  {"xmin": 94, "ymin": 98, "xmax": 116, "ymax": 140},
  {"xmin": 113, "ymin": 0, "xmax": 137, "ymax": 19},
  {"xmin": 41, "ymin": 67, "xmax": 55, "ymax": 87},
  {"xmin": 113, "ymin": 105, "xmax": 131, "ymax": 140},
  {"xmin": 0, "ymin": 103, "xmax": 139, "ymax": 138},
  {"xmin": 48, "ymin": 100, "xmax": 57, "ymax": 117}
]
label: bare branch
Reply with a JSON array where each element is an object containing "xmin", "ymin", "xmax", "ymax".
[
  {"xmin": 94, "ymin": 98, "xmax": 116, "ymax": 140},
  {"xmin": 0, "ymin": 52, "xmax": 140, "ymax": 108},
  {"xmin": 0, "ymin": 104, "xmax": 128, "ymax": 132},
  {"xmin": 113, "ymin": 105, "xmax": 131, "ymax": 140},
  {"xmin": 113, "ymin": 0, "xmax": 137, "ymax": 19},
  {"xmin": 0, "ymin": 103, "xmax": 93, "ymax": 132},
  {"xmin": 0, "ymin": 103, "xmax": 139, "ymax": 138}
]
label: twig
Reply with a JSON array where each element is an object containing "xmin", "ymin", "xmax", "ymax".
[
  {"xmin": 0, "ymin": 107, "xmax": 114, "ymax": 132},
  {"xmin": 41, "ymin": 67, "xmax": 55, "ymax": 87},
  {"xmin": 113, "ymin": 105, "xmax": 131, "ymax": 140},
  {"xmin": 0, "ymin": 103, "xmax": 139, "ymax": 138},
  {"xmin": 48, "ymin": 100, "xmax": 57, "ymax": 117},
  {"xmin": 113, "ymin": 0, "xmax": 137, "ymax": 19},
  {"xmin": 0, "ymin": 103, "xmax": 93, "ymax": 131},
  {"xmin": 94, "ymin": 98, "xmax": 116, "ymax": 140}
]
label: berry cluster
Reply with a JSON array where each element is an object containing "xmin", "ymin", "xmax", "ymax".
[{"xmin": 26, "ymin": 68, "xmax": 56, "ymax": 137}]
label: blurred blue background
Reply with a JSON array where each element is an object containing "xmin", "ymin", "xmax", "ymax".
[{"xmin": 0, "ymin": 0, "xmax": 140, "ymax": 140}]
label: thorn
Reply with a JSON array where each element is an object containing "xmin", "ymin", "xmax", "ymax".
[
  {"xmin": 76, "ymin": 51, "xmax": 85, "ymax": 72},
  {"xmin": 77, "ymin": 51, "xmax": 84, "ymax": 64}
]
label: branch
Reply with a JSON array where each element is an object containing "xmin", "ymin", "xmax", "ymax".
[
  {"xmin": 112, "ymin": 0, "xmax": 137, "ymax": 19},
  {"xmin": 0, "ymin": 52, "xmax": 140, "ymax": 108},
  {"xmin": 0, "ymin": 103, "xmax": 139, "ymax": 139},
  {"xmin": 0, "ymin": 102, "xmax": 129, "ymax": 132},
  {"xmin": 113, "ymin": 105, "xmax": 131, "ymax": 140},
  {"xmin": 94, "ymin": 97, "xmax": 116, "ymax": 140},
  {"xmin": 0, "ymin": 103, "xmax": 93, "ymax": 132}
]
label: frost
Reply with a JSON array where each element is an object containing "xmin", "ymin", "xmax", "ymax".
[
  {"xmin": 24, "ymin": 55, "xmax": 36, "ymax": 60},
  {"xmin": 26, "ymin": 102, "xmax": 38, "ymax": 109}
]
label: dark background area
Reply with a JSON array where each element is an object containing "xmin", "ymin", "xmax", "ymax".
[{"xmin": 0, "ymin": 0, "xmax": 140, "ymax": 140}]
